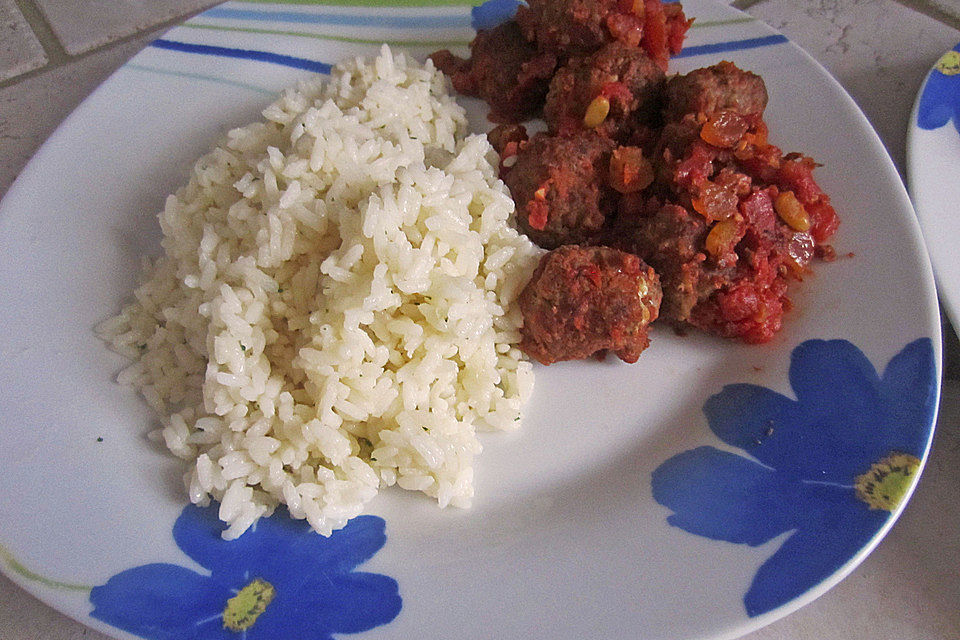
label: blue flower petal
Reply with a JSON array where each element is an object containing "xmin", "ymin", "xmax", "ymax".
[
  {"xmin": 882, "ymin": 339, "xmax": 934, "ymax": 397},
  {"xmin": 706, "ymin": 377, "xmax": 871, "ymax": 483},
  {"xmin": 171, "ymin": 503, "xmax": 301, "ymax": 582},
  {"xmin": 788, "ymin": 339, "xmax": 883, "ymax": 413},
  {"xmin": 259, "ymin": 515, "xmax": 390, "ymax": 579},
  {"xmin": 93, "ymin": 507, "xmax": 402, "ymax": 640},
  {"xmin": 784, "ymin": 339, "xmax": 931, "ymax": 469},
  {"xmin": 651, "ymin": 447, "xmax": 802, "ymax": 545},
  {"xmin": 743, "ymin": 497, "xmax": 887, "ymax": 616},
  {"xmin": 255, "ymin": 572, "xmax": 402, "ymax": 639},
  {"xmin": 704, "ymin": 383, "xmax": 801, "ymax": 460},
  {"xmin": 705, "ymin": 340, "xmax": 933, "ymax": 483},
  {"xmin": 878, "ymin": 338, "xmax": 937, "ymax": 449},
  {"xmin": 471, "ymin": 0, "xmax": 521, "ymax": 31},
  {"xmin": 917, "ymin": 44, "xmax": 960, "ymax": 134},
  {"xmin": 90, "ymin": 564, "xmax": 232, "ymax": 640},
  {"xmin": 173, "ymin": 506, "xmax": 389, "ymax": 586},
  {"xmin": 917, "ymin": 76, "xmax": 954, "ymax": 130},
  {"xmin": 656, "ymin": 338, "xmax": 936, "ymax": 618}
]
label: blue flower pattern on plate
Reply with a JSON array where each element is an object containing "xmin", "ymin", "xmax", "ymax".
[
  {"xmin": 89, "ymin": 505, "xmax": 401, "ymax": 640},
  {"xmin": 916, "ymin": 44, "xmax": 960, "ymax": 134},
  {"xmin": 470, "ymin": 0, "xmax": 520, "ymax": 30},
  {"xmin": 652, "ymin": 339, "xmax": 936, "ymax": 617}
]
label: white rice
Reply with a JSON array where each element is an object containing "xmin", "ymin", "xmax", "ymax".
[{"xmin": 99, "ymin": 45, "xmax": 541, "ymax": 539}]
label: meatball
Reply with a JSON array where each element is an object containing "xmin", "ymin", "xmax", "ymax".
[
  {"xmin": 487, "ymin": 123, "xmax": 529, "ymax": 155},
  {"xmin": 544, "ymin": 41, "xmax": 665, "ymax": 140},
  {"xmin": 503, "ymin": 131, "xmax": 616, "ymax": 249},
  {"xmin": 615, "ymin": 202, "xmax": 709, "ymax": 324},
  {"xmin": 516, "ymin": 0, "xmax": 691, "ymax": 64},
  {"xmin": 519, "ymin": 245, "xmax": 662, "ymax": 364},
  {"xmin": 663, "ymin": 61, "xmax": 768, "ymax": 122},
  {"xmin": 685, "ymin": 233, "xmax": 790, "ymax": 344},
  {"xmin": 487, "ymin": 123, "xmax": 529, "ymax": 172},
  {"xmin": 617, "ymin": 194, "xmax": 818, "ymax": 344},
  {"xmin": 430, "ymin": 21, "xmax": 556, "ymax": 123},
  {"xmin": 516, "ymin": 0, "xmax": 639, "ymax": 55}
]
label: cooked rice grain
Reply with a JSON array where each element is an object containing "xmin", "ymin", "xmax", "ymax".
[{"xmin": 99, "ymin": 46, "xmax": 540, "ymax": 539}]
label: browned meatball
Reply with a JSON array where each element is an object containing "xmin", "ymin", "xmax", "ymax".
[
  {"xmin": 519, "ymin": 245, "xmax": 662, "ymax": 364},
  {"xmin": 487, "ymin": 124, "xmax": 529, "ymax": 155},
  {"xmin": 663, "ymin": 61, "xmax": 768, "ymax": 122},
  {"xmin": 430, "ymin": 21, "xmax": 556, "ymax": 123},
  {"xmin": 544, "ymin": 41, "xmax": 665, "ymax": 140},
  {"xmin": 516, "ymin": 0, "xmax": 692, "ymax": 66},
  {"xmin": 616, "ymin": 195, "xmax": 815, "ymax": 344},
  {"xmin": 616, "ymin": 202, "xmax": 710, "ymax": 323},
  {"xmin": 504, "ymin": 131, "xmax": 615, "ymax": 249},
  {"xmin": 487, "ymin": 123, "xmax": 530, "ymax": 174},
  {"xmin": 516, "ymin": 0, "xmax": 640, "ymax": 56}
]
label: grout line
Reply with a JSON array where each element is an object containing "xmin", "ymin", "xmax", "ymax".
[
  {"xmin": 892, "ymin": 0, "xmax": 960, "ymax": 32},
  {"xmin": 0, "ymin": 2, "xmax": 219, "ymax": 91},
  {"xmin": 731, "ymin": 0, "xmax": 765, "ymax": 10},
  {"xmin": 11, "ymin": 0, "xmax": 68, "ymax": 65}
]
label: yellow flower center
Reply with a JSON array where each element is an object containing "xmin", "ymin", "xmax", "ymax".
[
  {"xmin": 223, "ymin": 578, "xmax": 275, "ymax": 632},
  {"xmin": 936, "ymin": 50, "xmax": 960, "ymax": 75},
  {"xmin": 854, "ymin": 452, "xmax": 921, "ymax": 511}
]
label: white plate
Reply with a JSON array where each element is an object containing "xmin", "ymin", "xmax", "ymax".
[
  {"xmin": 908, "ymin": 43, "xmax": 960, "ymax": 329},
  {"xmin": 0, "ymin": 2, "xmax": 941, "ymax": 639}
]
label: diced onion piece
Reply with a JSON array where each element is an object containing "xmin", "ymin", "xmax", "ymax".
[
  {"xmin": 738, "ymin": 120, "xmax": 769, "ymax": 150},
  {"xmin": 700, "ymin": 111, "xmax": 749, "ymax": 148},
  {"xmin": 692, "ymin": 183, "xmax": 739, "ymax": 220},
  {"xmin": 784, "ymin": 230, "xmax": 816, "ymax": 276},
  {"xmin": 609, "ymin": 146, "xmax": 654, "ymax": 194}
]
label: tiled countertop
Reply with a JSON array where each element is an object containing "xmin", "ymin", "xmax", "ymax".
[{"xmin": 2, "ymin": 1, "xmax": 959, "ymax": 639}]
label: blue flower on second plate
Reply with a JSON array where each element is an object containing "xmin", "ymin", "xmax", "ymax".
[
  {"xmin": 917, "ymin": 44, "xmax": 960, "ymax": 134},
  {"xmin": 651, "ymin": 338, "xmax": 936, "ymax": 618},
  {"xmin": 89, "ymin": 505, "xmax": 401, "ymax": 640}
]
